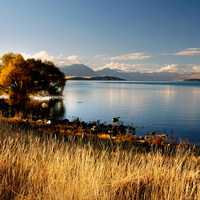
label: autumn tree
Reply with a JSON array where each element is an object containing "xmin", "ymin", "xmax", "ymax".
[
  {"xmin": 0, "ymin": 53, "xmax": 30, "ymax": 99},
  {"xmin": 0, "ymin": 53, "xmax": 65, "ymax": 100}
]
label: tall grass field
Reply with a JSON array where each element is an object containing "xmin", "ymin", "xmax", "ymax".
[{"xmin": 0, "ymin": 124, "xmax": 199, "ymax": 200}]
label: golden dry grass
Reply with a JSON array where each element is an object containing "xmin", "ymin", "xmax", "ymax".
[{"xmin": 0, "ymin": 127, "xmax": 200, "ymax": 200}]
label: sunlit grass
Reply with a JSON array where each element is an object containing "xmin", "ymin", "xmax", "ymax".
[{"xmin": 0, "ymin": 126, "xmax": 199, "ymax": 200}]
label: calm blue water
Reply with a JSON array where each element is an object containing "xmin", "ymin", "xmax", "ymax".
[{"xmin": 63, "ymin": 81, "xmax": 200, "ymax": 144}]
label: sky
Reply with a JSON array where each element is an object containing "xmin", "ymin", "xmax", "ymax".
[{"xmin": 0, "ymin": 0, "xmax": 200, "ymax": 73}]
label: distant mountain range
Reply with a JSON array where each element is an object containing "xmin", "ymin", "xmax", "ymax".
[
  {"xmin": 65, "ymin": 76, "xmax": 125, "ymax": 81},
  {"xmin": 61, "ymin": 64, "xmax": 96, "ymax": 77},
  {"xmin": 60, "ymin": 64, "xmax": 199, "ymax": 81}
]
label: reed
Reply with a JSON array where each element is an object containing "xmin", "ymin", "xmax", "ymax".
[{"xmin": 0, "ymin": 126, "xmax": 199, "ymax": 200}]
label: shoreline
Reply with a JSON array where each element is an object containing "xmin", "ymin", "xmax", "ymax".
[{"xmin": 0, "ymin": 116, "xmax": 195, "ymax": 151}]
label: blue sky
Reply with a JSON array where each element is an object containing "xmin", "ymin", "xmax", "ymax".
[{"xmin": 0, "ymin": 0, "xmax": 200, "ymax": 73}]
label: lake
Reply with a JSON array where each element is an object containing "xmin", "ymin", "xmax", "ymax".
[{"xmin": 63, "ymin": 81, "xmax": 200, "ymax": 144}]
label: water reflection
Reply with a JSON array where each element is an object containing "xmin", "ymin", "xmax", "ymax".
[
  {"xmin": 63, "ymin": 81, "xmax": 200, "ymax": 144},
  {"xmin": 0, "ymin": 98, "xmax": 65, "ymax": 120}
]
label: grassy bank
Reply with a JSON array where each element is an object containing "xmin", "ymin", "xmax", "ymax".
[{"xmin": 0, "ymin": 124, "xmax": 200, "ymax": 200}]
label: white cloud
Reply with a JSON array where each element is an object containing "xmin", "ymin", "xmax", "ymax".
[
  {"xmin": 192, "ymin": 65, "xmax": 200, "ymax": 73},
  {"xmin": 157, "ymin": 64, "xmax": 200, "ymax": 74},
  {"xmin": 103, "ymin": 62, "xmax": 144, "ymax": 72},
  {"xmin": 57, "ymin": 55, "xmax": 81, "ymax": 66},
  {"xmin": 103, "ymin": 62, "xmax": 197, "ymax": 73},
  {"xmin": 111, "ymin": 52, "xmax": 151, "ymax": 61},
  {"xmin": 157, "ymin": 64, "xmax": 178, "ymax": 73},
  {"xmin": 175, "ymin": 48, "xmax": 200, "ymax": 56},
  {"xmin": 5, "ymin": 50, "xmax": 200, "ymax": 74},
  {"xmin": 93, "ymin": 54, "xmax": 108, "ymax": 60},
  {"xmin": 33, "ymin": 51, "xmax": 55, "ymax": 61},
  {"xmin": 22, "ymin": 51, "xmax": 81, "ymax": 66},
  {"xmin": 22, "ymin": 51, "xmax": 54, "ymax": 61}
]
